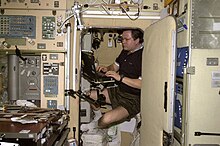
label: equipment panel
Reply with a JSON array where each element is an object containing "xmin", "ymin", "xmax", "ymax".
[
  {"xmin": 41, "ymin": 53, "xmax": 65, "ymax": 109},
  {"xmin": 0, "ymin": 0, "xmax": 67, "ymax": 51},
  {"xmin": 42, "ymin": 16, "xmax": 56, "ymax": 40},
  {"xmin": 19, "ymin": 55, "xmax": 41, "ymax": 101},
  {"xmin": 191, "ymin": 0, "xmax": 220, "ymax": 49},
  {"xmin": 0, "ymin": 0, "xmax": 66, "ymax": 10},
  {"xmin": 7, "ymin": 55, "xmax": 41, "ymax": 104},
  {"xmin": 0, "ymin": 15, "xmax": 36, "ymax": 38}
]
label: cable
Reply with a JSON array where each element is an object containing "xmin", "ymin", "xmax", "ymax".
[
  {"xmin": 60, "ymin": 13, "xmax": 75, "ymax": 29},
  {"xmin": 101, "ymin": 0, "xmax": 108, "ymax": 5},
  {"xmin": 119, "ymin": 4, "xmax": 140, "ymax": 21},
  {"xmin": 15, "ymin": 46, "xmax": 27, "ymax": 61},
  {"xmin": 60, "ymin": 3, "xmax": 89, "ymax": 30},
  {"xmin": 100, "ymin": 4, "xmax": 111, "ymax": 15},
  {"xmin": 60, "ymin": 1, "xmax": 143, "ymax": 30}
]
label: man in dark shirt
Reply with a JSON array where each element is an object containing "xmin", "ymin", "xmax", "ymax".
[{"xmin": 89, "ymin": 29, "xmax": 144, "ymax": 129}]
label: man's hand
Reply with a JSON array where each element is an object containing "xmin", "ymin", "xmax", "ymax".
[
  {"xmin": 96, "ymin": 65, "xmax": 108, "ymax": 73},
  {"xmin": 105, "ymin": 71, "xmax": 121, "ymax": 81}
]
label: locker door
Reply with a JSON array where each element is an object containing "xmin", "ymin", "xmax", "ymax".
[{"xmin": 140, "ymin": 16, "xmax": 176, "ymax": 146}]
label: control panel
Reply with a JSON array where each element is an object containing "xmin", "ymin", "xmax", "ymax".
[
  {"xmin": 0, "ymin": 0, "xmax": 67, "ymax": 51},
  {"xmin": 7, "ymin": 55, "xmax": 41, "ymax": 106},
  {"xmin": 41, "ymin": 53, "xmax": 65, "ymax": 109},
  {"xmin": 42, "ymin": 16, "xmax": 56, "ymax": 40},
  {"xmin": 0, "ymin": 0, "xmax": 66, "ymax": 10},
  {"xmin": 43, "ymin": 62, "xmax": 59, "ymax": 97},
  {"xmin": 19, "ymin": 55, "xmax": 41, "ymax": 101},
  {"xmin": 0, "ymin": 15, "xmax": 36, "ymax": 38}
]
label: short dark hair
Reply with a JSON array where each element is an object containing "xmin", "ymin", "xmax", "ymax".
[
  {"xmin": 130, "ymin": 29, "xmax": 144, "ymax": 44},
  {"xmin": 120, "ymin": 28, "xmax": 144, "ymax": 44}
]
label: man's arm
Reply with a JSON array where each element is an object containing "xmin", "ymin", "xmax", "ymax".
[
  {"xmin": 120, "ymin": 77, "xmax": 141, "ymax": 89},
  {"xmin": 106, "ymin": 63, "xmax": 119, "ymax": 72},
  {"xmin": 97, "ymin": 62, "xmax": 119, "ymax": 72},
  {"xmin": 105, "ymin": 70, "xmax": 141, "ymax": 89}
]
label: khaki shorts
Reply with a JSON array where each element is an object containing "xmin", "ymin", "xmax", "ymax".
[{"xmin": 108, "ymin": 87, "xmax": 140, "ymax": 120}]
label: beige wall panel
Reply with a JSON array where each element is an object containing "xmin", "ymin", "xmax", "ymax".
[
  {"xmin": 141, "ymin": 16, "xmax": 176, "ymax": 146},
  {"xmin": 187, "ymin": 49, "xmax": 220, "ymax": 145},
  {"xmin": 67, "ymin": 0, "xmax": 163, "ymax": 12},
  {"xmin": 94, "ymin": 32, "xmax": 123, "ymax": 66},
  {"xmin": 83, "ymin": 18, "xmax": 153, "ymax": 29}
]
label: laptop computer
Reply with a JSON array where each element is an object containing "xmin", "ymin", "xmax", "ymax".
[{"xmin": 81, "ymin": 50, "xmax": 115, "ymax": 85}]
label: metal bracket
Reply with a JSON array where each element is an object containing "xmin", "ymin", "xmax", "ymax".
[
  {"xmin": 65, "ymin": 89, "xmax": 110, "ymax": 108},
  {"xmin": 163, "ymin": 131, "xmax": 172, "ymax": 146},
  {"xmin": 186, "ymin": 66, "xmax": 195, "ymax": 75}
]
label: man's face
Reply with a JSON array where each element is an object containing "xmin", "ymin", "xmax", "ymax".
[{"xmin": 121, "ymin": 30, "xmax": 139, "ymax": 51}]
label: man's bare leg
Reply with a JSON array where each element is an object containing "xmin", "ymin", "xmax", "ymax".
[{"xmin": 98, "ymin": 106, "xmax": 129, "ymax": 129}]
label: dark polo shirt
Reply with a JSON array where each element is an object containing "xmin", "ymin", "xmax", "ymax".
[{"xmin": 115, "ymin": 47, "xmax": 143, "ymax": 96}]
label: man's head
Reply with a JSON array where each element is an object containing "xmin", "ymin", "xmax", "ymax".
[{"xmin": 121, "ymin": 29, "xmax": 143, "ymax": 52}]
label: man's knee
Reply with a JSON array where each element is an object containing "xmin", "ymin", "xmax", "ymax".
[
  {"xmin": 100, "ymin": 114, "xmax": 112, "ymax": 124},
  {"xmin": 98, "ymin": 113, "xmax": 112, "ymax": 126}
]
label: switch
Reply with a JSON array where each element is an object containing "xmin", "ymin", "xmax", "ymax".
[{"xmin": 207, "ymin": 58, "xmax": 218, "ymax": 66}]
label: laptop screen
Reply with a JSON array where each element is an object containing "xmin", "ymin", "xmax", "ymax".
[
  {"xmin": 81, "ymin": 50, "xmax": 97, "ymax": 83},
  {"xmin": 81, "ymin": 50, "xmax": 115, "ymax": 85}
]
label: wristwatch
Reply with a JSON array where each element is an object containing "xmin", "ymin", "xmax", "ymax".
[{"xmin": 120, "ymin": 74, "xmax": 125, "ymax": 82}]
